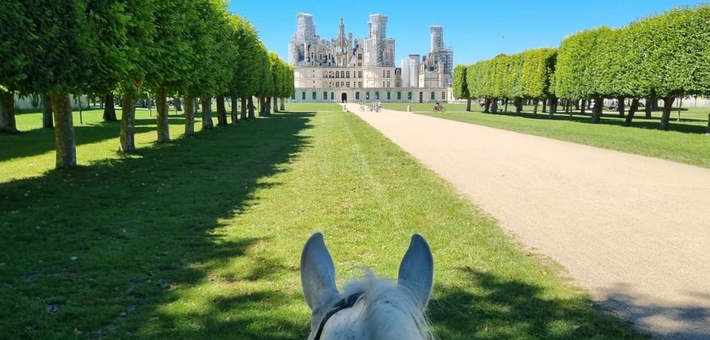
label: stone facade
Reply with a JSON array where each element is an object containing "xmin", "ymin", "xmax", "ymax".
[{"xmin": 289, "ymin": 13, "xmax": 453, "ymax": 103}]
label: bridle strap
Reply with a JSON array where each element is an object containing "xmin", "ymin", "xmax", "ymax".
[{"xmin": 313, "ymin": 292, "xmax": 363, "ymax": 340}]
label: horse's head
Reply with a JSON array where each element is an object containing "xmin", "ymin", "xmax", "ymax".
[{"xmin": 300, "ymin": 233, "xmax": 434, "ymax": 340}]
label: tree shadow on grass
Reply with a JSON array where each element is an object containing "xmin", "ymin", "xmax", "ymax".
[
  {"xmin": 0, "ymin": 112, "xmax": 315, "ymax": 339},
  {"xmin": 500, "ymin": 110, "xmax": 709, "ymax": 134},
  {"xmin": 428, "ymin": 267, "xmax": 652, "ymax": 340}
]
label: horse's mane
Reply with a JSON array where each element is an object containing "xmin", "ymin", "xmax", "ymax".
[{"xmin": 338, "ymin": 270, "xmax": 434, "ymax": 340}]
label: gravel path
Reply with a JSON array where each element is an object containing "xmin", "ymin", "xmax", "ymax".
[{"xmin": 346, "ymin": 104, "xmax": 710, "ymax": 340}]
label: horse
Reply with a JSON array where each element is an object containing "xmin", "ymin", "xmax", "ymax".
[{"xmin": 300, "ymin": 232, "xmax": 434, "ymax": 340}]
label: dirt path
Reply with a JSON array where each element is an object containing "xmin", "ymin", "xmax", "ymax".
[{"xmin": 346, "ymin": 104, "xmax": 710, "ymax": 340}]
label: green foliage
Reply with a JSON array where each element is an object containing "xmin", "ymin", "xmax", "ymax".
[
  {"xmin": 555, "ymin": 27, "xmax": 607, "ymax": 100},
  {"xmin": 25, "ymin": 0, "xmax": 94, "ymax": 94},
  {"xmin": 230, "ymin": 16, "xmax": 262, "ymax": 99},
  {"xmin": 452, "ymin": 65, "xmax": 470, "ymax": 99},
  {"xmin": 466, "ymin": 61, "xmax": 490, "ymax": 99},
  {"xmin": 0, "ymin": 1, "xmax": 32, "ymax": 92},
  {"xmin": 520, "ymin": 48, "xmax": 557, "ymax": 99},
  {"xmin": 505, "ymin": 53, "xmax": 524, "ymax": 99}
]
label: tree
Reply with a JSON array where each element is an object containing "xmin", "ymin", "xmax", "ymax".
[
  {"xmin": 521, "ymin": 48, "xmax": 557, "ymax": 116},
  {"xmin": 116, "ymin": 0, "xmax": 157, "ymax": 152},
  {"xmin": 555, "ymin": 27, "xmax": 608, "ymax": 123},
  {"xmin": 452, "ymin": 65, "xmax": 471, "ymax": 111},
  {"xmin": 466, "ymin": 60, "xmax": 491, "ymax": 112},
  {"xmin": 636, "ymin": 7, "xmax": 710, "ymax": 130},
  {"xmin": 144, "ymin": 0, "xmax": 193, "ymax": 143},
  {"xmin": 230, "ymin": 16, "xmax": 261, "ymax": 121}
]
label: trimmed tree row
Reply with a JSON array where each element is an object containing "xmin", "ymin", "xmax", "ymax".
[
  {"xmin": 453, "ymin": 5, "xmax": 710, "ymax": 132},
  {"xmin": 0, "ymin": 0, "xmax": 294, "ymax": 168}
]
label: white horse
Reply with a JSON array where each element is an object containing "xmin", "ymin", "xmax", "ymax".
[{"xmin": 300, "ymin": 233, "xmax": 434, "ymax": 340}]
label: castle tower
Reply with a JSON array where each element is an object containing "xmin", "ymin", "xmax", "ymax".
[
  {"xmin": 296, "ymin": 13, "xmax": 316, "ymax": 42},
  {"xmin": 369, "ymin": 14, "xmax": 388, "ymax": 40},
  {"xmin": 430, "ymin": 25, "xmax": 443, "ymax": 52}
]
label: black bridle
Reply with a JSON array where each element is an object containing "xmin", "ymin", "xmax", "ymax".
[{"xmin": 313, "ymin": 292, "xmax": 364, "ymax": 340}]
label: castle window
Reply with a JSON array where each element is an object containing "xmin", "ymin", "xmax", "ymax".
[
  {"xmin": 358, "ymin": 71, "xmax": 362, "ymax": 78},
  {"xmin": 442, "ymin": 92, "xmax": 446, "ymax": 100},
  {"xmin": 312, "ymin": 92, "xmax": 317, "ymax": 100},
  {"xmin": 356, "ymin": 92, "xmax": 360, "ymax": 100},
  {"xmin": 336, "ymin": 72, "xmax": 340, "ymax": 79},
  {"xmin": 331, "ymin": 92, "xmax": 334, "ymax": 100},
  {"xmin": 386, "ymin": 81, "xmax": 390, "ymax": 88},
  {"xmin": 324, "ymin": 92, "xmax": 328, "ymax": 100},
  {"xmin": 387, "ymin": 92, "xmax": 391, "ymax": 100},
  {"xmin": 336, "ymin": 82, "xmax": 340, "ymax": 88},
  {"xmin": 375, "ymin": 92, "xmax": 380, "ymax": 100},
  {"xmin": 346, "ymin": 82, "xmax": 350, "ymax": 88},
  {"xmin": 387, "ymin": 70, "xmax": 391, "ymax": 78},
  {"xmin": 366, "ymin": 92, "xmax": 370, "ymax": 100},
  {"xmin": 397, "ymin": 92, "xmax": 401, "ymax": 100},
  {"xmin": 302, "ymin": 92, "xmax": 306, "ymax": 100},
  {"xmin": 408, "ymin": 92, "xmax": 412, "ymax": 100},
  {"xmin": 346, "ymin": 71, "xmax": 350, "ymax": 78},
  {"xmin": 430, "ymin": 92, "xmax": 435, "ymax": 100},
  {"xmin": 382, "ymin": 70, "xmax": 386, "ymax": 77},
  {"xmin": 340, "ymin": 71, "xmax": 345, "ymax": 78}
]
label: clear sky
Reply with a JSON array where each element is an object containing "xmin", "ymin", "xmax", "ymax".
[{"xmin": 228, "ymin": 0, "xmax": 705, "ymax": 67}]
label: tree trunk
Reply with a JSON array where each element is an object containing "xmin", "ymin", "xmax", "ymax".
[
  {"xmin": 514, "ymin": 98, "xmax": 522, "ymax": 115},
  {"xmin": 51, "ymin": 92, "xmax": 76, "ymax": 168},
  {"xmin": 484, "ymin": 98, "xmax": 491, "ymax": 113},
  {"xmin": 533, "ymin": 99, "xmax": 539, "ymax": 117},
  {"xmin": 659, "ymin": 97, "xmax": 674, "ymax": 131},
  {"xmin": 175, "ymin": 97, "xmax": 182, "ymax": 112},
  {"xmin": 248, "ymin": 97, "xmax": 255, "ymax": 118},
  {"xmin": 202, "ymin": 97, "xmax": 214, "ymax": 130},
  {"xmin": 241, "ymin": 97, "xmax": 248, "ymax": 120},
  {"xmin": 465, "ymin": 98, "xmax": 471, "ymax": 112},
  {"xmin": 491, "ymin": 98, "xmax": 498, "ymax": 113},
  {"xmin": 504, "ymin": 98, "xmax": 509, "ymax": 113},
  {"xmin": 0, "ymin": 89, "xmax": 19, "ymax": 134},
  {"xmin": 280, "ymin": 98, "xmax": 285, "ymax": 111},
  {"xmin": 542, "ymin": 99, "xmax": 547, "ymax": 113},
  {"xmin": 184, "ymin": 94, "xmax": 195, "ymax": 136},
  {"xmin": 645, "ymin": 97, "xmax": 653, "ymax": 118},
  {"xmin": 581, "ymin": 99, "xmax": 586, "ymax": 114},
  {"xmin": 273, "ymin": 97, "xmax": 279, "ymax": 113},
  {"xmin": 119, "ymin": 92, "xmax": 137, "ymax": 153},
  {"xmin": 591, "ymin": 97, "xmax": 603, "ymax": 123},
  {"xmin": 41, "ymin": 93, "xmax": 54, "ymax": 129},
  {"xmin": 216, "ymin": 95, "xmax": 228, "ymax": 126},
  {"xmin": 103, "ymin": 92, "xmax": 118, "ymax": 121},
  {"xmin": 549, "ymin": 98, "xmax": 558, "ymax": 118},
  {"xmin": 230, "ymin": 96, "xmax": 238, "ymax": 123},
  {"xmin": 617, "ymin": 97, "xmax": 626, "ymax": 118},
  {"xmin": 625, "ymin": 98, "xmax": 639, "ymax": 126},
  {"xmin": 155, "ymin": 87, "xmax": 170, "ymax": 143}
]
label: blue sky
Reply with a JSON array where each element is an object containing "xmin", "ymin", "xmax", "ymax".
[{"xmin": 229, "ymin": 0, "xmax": 705, "ymax": 67}]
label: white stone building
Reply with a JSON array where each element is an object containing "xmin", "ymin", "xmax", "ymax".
[{"xmin": 289, "ymin": 13, "xmax": 453, "ymax": 103}]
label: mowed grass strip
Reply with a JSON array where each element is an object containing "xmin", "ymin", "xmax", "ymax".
[
  {"xmin": 384, "ymin": 102, "xmax": 710, "ymax": 169},
  {"xmin": 0, "ymin": 103, "xmax": 648, "ymax": 339}
]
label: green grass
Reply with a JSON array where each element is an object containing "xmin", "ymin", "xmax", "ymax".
[
  {"xmin": 0, "ymin": 103, "xmax": 649, "ymax": 339},
  {"xmin": 383, "ymin": 102, "xmax": 710, "ymax": 169}
]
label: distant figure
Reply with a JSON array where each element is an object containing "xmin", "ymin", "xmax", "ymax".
[{"xmin": 609, "ymin": 99, "xmax": 617, "ymax": 110}]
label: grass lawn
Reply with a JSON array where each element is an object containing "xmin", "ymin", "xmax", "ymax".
[
  {"xmin": 383, "ymin": 102, "xmax": 710, "ymax": 169},
  {"xmin": 0, "ymin": 103, "xmax": 649, "ymax": 339}
]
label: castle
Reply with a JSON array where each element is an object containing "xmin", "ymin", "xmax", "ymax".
[{"xmin": 289, "ymin": 13, "xmax": 453, "ymax": 103}]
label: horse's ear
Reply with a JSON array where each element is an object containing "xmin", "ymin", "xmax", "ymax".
[
  {"xmin": 398, "ymin": 234, "xmax": 434, "ymax": 310},
  {"xmin": 301, "ymin": 233, "xmax": 340, "ymax": 311}
]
